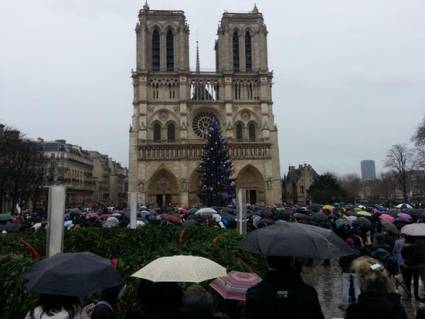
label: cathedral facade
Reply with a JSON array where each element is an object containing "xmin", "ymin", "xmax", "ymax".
[{"xmin": 128, "ymin": 4, "xmax": 282, "ymax": 207}]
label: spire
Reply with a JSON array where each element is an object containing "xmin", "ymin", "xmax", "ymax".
[
  {"xmin": 143, "ymin": 0, "xmax": 150, "ymax": 10},
  {"xmin": 252, "ymin": 3, "xmax": 259, "ymax": 14},
  {"xmin": 196, "ymin": 40, "xmax": 200, "ymax": 73}
]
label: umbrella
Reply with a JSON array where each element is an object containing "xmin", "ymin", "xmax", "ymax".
[
  {"xmin": 347, "ymin": 216, "xmax": 358, "ymax": 223},
  {"xmin": 322, "ymin": 205, "xmax": 334, "ymax": 211},
  {"xmin": 238, "ymin": 221, "xmax": 354, "ymax": 259},
  {"xmin": 257, "ymin": 207, "xmax": 273, "ymax": 218},
  {"xmin": 132, "ymin": 255, "xmax": 226, "ymax": 283},
  {"xmin": 189, "ymin": 207, "xmax": 199, "ymax": 215},
  {"xmin": 356, "ymin": 211, "xmax": 372, "ymax": 217},
  {"xmin": 161, "ymin": 214, "xmax": 183, "ymax": 225},
  {"xmin": 379, "ymin": 214, "xmax": 394, "ymax": 223},
  {"xmin": 401, "ymin": 224, "xmax": 425, "ymax": 237},
  {"xmin": 0, "ymin": 223, "xmax": 21, "ymax": 232},
  {"xmin": 381, "ymin": 221, "xmax": 400, "ymax": 235},
  {"xmin": 103, "ymin": 217, "xmax": 120, "ymax": 228},
  {"xmin": 196, "ymin": 207, "xmax": 217, "ymax": 215},
  {"xmin": 397, "ymin": 213, "xmax": 412, "ymax": 222},
  {"xmin": 0, "ymin": 213, "xmax": 12, "ymax": 222},
  {"xmin": 407, "ymin": 209, "xmax": 425, "ymax": 218},
  {"xmin": 396, "ymin": 203, "xmax": 413, "ymax": 209},
  {"xmin": 312, "ymin": 212, "xmax": 328, "ymax": 222},
  {"xmin": 21, "ymin": 252, "xmax": 123, "ymax": 297},
  {"xmin": 210, "ymin": 271, "xmax": 262, "ymax": 301},
  {"xmin": 353, "ymin": 217, "xmax": 371, "ymax": 231},
  {"xmin": 293, "ymin": 213, "xmax": 312, "ymax": 222}
]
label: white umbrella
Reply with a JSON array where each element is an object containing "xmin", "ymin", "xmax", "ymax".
[
  {"xmin": 195, "ymin": 207, "xmax": 217, "ymax": 215},
  {"xmin": 131, "ymin": 255, "xmax": 226, "ymax": 283},
  {"xmin": 396, "ymin": 203, "xmax": 413, "ymax": 209},
  {"xmin": 401, "ymin": 223, "xmax": 425, "ymax": 237}
]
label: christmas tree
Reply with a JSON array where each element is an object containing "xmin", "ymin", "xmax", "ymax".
[{"xmin": 198, "ymin": 118, "xmax": 235, "ymax": 206}]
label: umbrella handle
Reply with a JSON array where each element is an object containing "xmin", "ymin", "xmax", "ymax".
[{"xmin": 19, "ymin": 239, "xmax": 41, "ymax": 259}]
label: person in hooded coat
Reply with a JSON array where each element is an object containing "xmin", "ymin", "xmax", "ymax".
[
  {"xmin": 243, "ymin": 256, "xmax": 324, "ymax": 319},
  {"xmin": 345, "ymin": 256, "xmax": 407, "ymax": 319}
]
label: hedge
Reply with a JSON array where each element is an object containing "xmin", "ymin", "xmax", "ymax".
[{"xmin": 0, "ymin": 225, "xmax": 266, "ymax": 319}]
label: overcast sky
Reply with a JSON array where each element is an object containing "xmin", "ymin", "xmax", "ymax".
[{"xmin": 1, "ymin": 0, "xmax": 424, "ymax": 176}]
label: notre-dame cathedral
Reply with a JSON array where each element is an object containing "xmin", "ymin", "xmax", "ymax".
[{"xmin": 128, "ymin": 3, "xmax": 282, "ymax": 207}]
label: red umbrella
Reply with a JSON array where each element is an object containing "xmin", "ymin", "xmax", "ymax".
[
  {"xmin": 379, "ymin": 214, "xmax": 394, "ymax": 223},
  {"xmin": 210, "ymin": 271, "xmax": 262, "ymax": 301},
  {"xmin": 161, "ymin": 214, "xmax": 183, "ymax": 225}
]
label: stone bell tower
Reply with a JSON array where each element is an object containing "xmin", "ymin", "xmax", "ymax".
[{"xmin": 129, "ymin": 4, "xmax": 282, "ymax": 207}]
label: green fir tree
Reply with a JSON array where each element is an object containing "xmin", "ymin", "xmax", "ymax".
[{"xmin": 198, "ymin": 118, "xmax": 235, "ymax": 206}]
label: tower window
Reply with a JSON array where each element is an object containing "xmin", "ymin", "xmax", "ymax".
[
  {"xmin": 153, "ymin": 123, "xmax": 161, "ymax": 143},
  {"xmin": 166, "ymin": 30, "xmax": 174, "ymax": 71},
  {"xmin": 233, "ymin": 31, "xmax": 240, "ymax": 72},
  {"xmin": 248, "ymin": 123, "xmax": 256, "ymax": 142},
  {"xmin": 152, "ymin": 29, "xmax": 160, "ymax": 71},
  {"xmin": 245, "ymin": 31, "xmax": 252, "ymax": 72},
  {"xmin": 236, "ymin": 123, "xmax": 243, "ymax": 141},
  {"xmin": 167, "ymin": 123, "xmax": 176, "ymax": 143}
]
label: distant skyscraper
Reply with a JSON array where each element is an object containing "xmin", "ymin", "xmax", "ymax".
[{"xmin": 361, "ymin": 160, "xmax": 376, "ymax": 180}]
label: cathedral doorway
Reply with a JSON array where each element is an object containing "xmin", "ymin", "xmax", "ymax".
[
  {"xmin": 236, "ymin": 165, "xmax": 265, "ymax": 204},
  {"xmin": 246, "ymin": 189, "xmax": 257, "ymax": 205},
  {"xmin": 147, "ymin": 168, "xmax": 179, "ymax": 207}
]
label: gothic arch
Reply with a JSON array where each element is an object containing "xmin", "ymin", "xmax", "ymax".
[
  {"xmin": 148, "ymin": 109, "xmax": 179, "ymax": 128},
  {"xmin": 166, "ymin": 29, "xmax": 174, "ymax": 71},
  {"xmin": 234, "ymin": 121, "xmax": 244, "ymax": 141},
  {"xmin": 247, "ymin": 120, "xmax": 258, "ymax": 142},
  {"xmin": 166, "ymin": 121, "xmax": 177, "ymax": 143},
  {"xmin": 147, "ymin": 167, "xmax": 180, "ymax": 206},
  {"xmin": 232, "ymin": 30, "xmax": 240, "ymax": 72},
  {"xmin": 232, "ymin": 109, "xmax": 261, "ymax": 125},
  {"xmin": 236, "ymin": 164, "xmax": 265, "ymax": 204},
  {"xmin": 152, "ymin": 28, "xmax": 160, "ymax": 71}
]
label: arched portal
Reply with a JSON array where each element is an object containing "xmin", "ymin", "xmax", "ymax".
[
  {"xmin": 188, "ymin": 170, "xmax": 201, "ymax": 206},
  {"xmin": 236, "ymin": 165, "xmax": 265, "ymax": 204},
  {"xmin": 147, "ymin": 168, "xmax": 180, "ymax": 207}
]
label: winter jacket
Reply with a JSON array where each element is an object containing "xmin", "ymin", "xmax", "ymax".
[
  {"xmin": 345, "ymin": 292, "xmax": 407, "ymax": 319},
  {"xmin": 410, "ymin": 239, "xmax": 425, "ymax": 267},
  {"xmin": 243, "ymin": 270, "xmax": 324, "ymax": 319},
  {"xmin": 339, "ymin": 249, "xmax": 360, "ymax": 273}
]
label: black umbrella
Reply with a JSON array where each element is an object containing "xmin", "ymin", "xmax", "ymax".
[
  {"xmin": 293, "ymin": 213, "xmax": 312, "ymax": 221},
  {"xmin": 311, "ymin": 212, "xmax": 329, "ymax": 222},
  {"xmin": 238, "ymin": 221, "xmax": 354, "ymax": 259},
  {"xmin": 407, "ymin": 209, "xmax": 425, "ymax": 218},
  {"xmin": 21, "ymin": 252, "xmax": 123, "ymax": 297},
  {"xmin": 0, "ymin": 223, "xmax": 21, "ymax": 232},
  {"xmin": 353, "ymin": 217, "xmax": 371, "ymax": 231}
]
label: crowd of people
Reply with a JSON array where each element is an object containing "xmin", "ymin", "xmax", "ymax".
[{"xmin": 4, "ymin": 202, "xmax": 425, "ymax": 318}]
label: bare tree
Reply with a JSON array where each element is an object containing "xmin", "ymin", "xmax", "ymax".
[
  {"xmin": 385, "ymin": 144, "xmax": 415, "ymax": 202},
  {"xmin": 339, "ymin": 174, "xmax": 362, "ymax": 203},
  {"xmin": 412, "ymin": 114, "xmax": 425, "ymax": 171},
  {"xmin": 0, "ymin": 124, "xmax": 45, "ymax": 212},
  {"xmin": 412, "ymin": 114, "xmax": 425, "ymax": 147}
]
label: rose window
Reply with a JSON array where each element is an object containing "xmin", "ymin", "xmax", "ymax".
[{"xmin": 192, "ymin": 112, "xmax": 218, "ymax": 139}]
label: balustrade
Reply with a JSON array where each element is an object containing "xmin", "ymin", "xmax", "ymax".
[{"xmin": 139, "ymin": 142, "xmax": 271, "ymax": 161}]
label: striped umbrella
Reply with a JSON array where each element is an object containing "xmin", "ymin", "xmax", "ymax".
[{"xmin": 210, "ymin": 271, "xmax": 262, "ymax": 301}]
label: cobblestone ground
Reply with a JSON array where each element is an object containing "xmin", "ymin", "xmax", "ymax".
[{"xmin": 302, "ymin": 261, "xmax": 422, "ymax": 319}]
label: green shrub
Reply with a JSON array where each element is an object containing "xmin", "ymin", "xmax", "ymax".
[{"xmin": 0, "ymin": 226, "xmax": 266, "ymax": 318}]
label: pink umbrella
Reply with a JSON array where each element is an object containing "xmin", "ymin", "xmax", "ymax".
[
  {"xmin": 379, "ymin": 214, "xmax": 394, "ymax": 223},
  {"xmin": 210, "ymin": 271, "xmax": 262, "ymax": 301}
]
